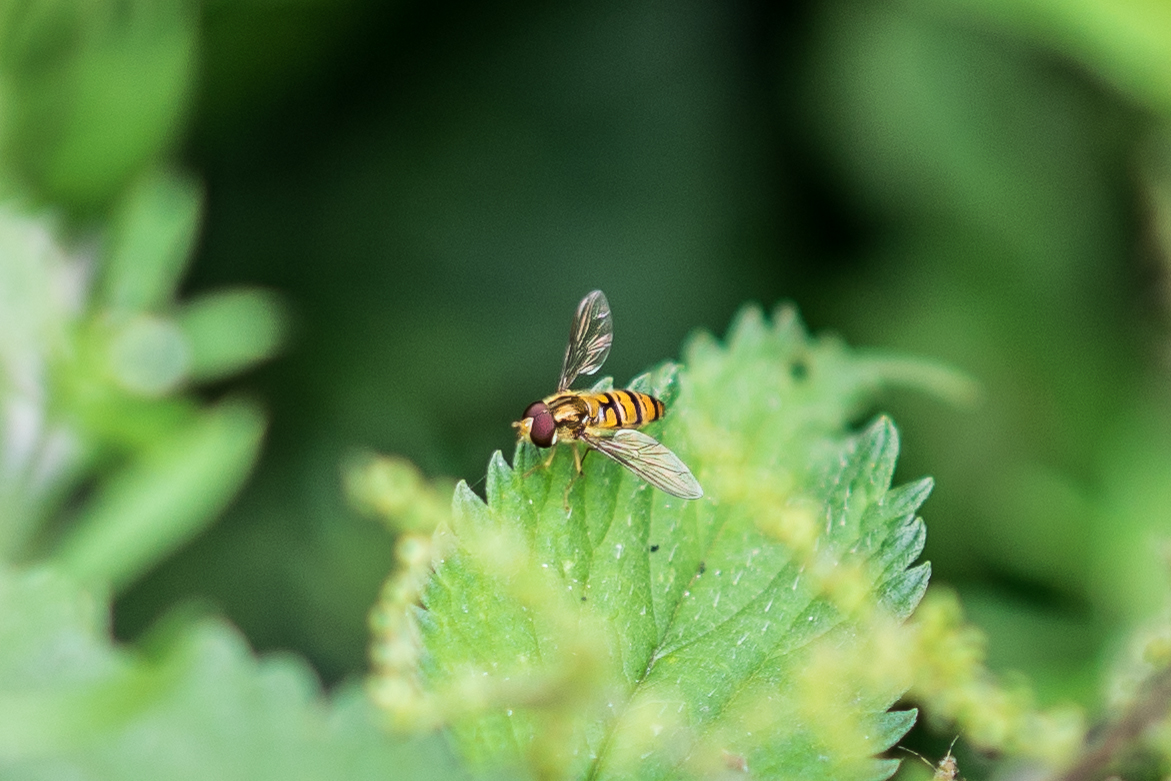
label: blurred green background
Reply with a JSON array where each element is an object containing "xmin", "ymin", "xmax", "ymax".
[{"xmin": 5, "ymin": 0, "xmax": 1170, "ymax": 722}]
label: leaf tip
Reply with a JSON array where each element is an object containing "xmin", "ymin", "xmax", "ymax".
[
  {"xmin": 881, "ymin": 561, "xmax": 932, "ymax": 619},
  {"xmin": 452, "ymin": 480, "xmax": 486, "ymax": 519},
  {"xmin": 486, "ymin": 450, "xmax": 513, "ymax": 504}
]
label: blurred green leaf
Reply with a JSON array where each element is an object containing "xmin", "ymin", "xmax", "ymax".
[
  {"xmin": 372, "ymin": 305, "xmax": 946, "ymax": 779},
  {"xmin": 921, "ymin": 0, "xmax": 1171, "ymax": 117},
  {"xmin": 177, "ymin": 289, "xmax": 286, "ymax": 382},
  {"xmin": 105, "ymin": 314, "xmax": 191, "ymax": 397},
  {"xmin": 0, "ymin": 565, "xmax": 469, "ymax": 780},
  {"xmin": 0, "ymin": 181, "xmax": 286, "ymax": 589},
  {"xmin": 1090, "ymin": 404, "xmax": 1171, "ymax": 624},
  {"xmin": 101, "ymin": 170, "xmax": 202, "ymax": 313},
  {"xmin": 51, "ymin": 400, "xmax": 266, "ymax": 591},
  {"xmin": 0, "ymin": 206, "xmax": 89, "ymax": 558},
  {"xmin": 0, "ymin": 1, "xmax": 197, "ymax": 208}
]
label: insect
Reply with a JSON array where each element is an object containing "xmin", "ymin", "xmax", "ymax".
[
  {"xmin": 513, "ymin": 290, "xmax": 703, "ymax": 500},
  {"xmin": 900, "ymin": 738, "xmax": 961, "ymax": 781}
]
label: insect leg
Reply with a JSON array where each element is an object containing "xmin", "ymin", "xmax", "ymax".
[
  {"xmin": 520, "ymin": 445, "xmax": 560, "ymax": 479},
  {"xmin": 562, "ymin": 444, "xmax": 586, "ymax": 510}
]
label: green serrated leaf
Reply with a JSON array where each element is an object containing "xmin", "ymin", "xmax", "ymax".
[
  {"xmin": 376, "ymin": 304, "xmax": 936, "ymax": 780},
  {"xmin": 874, "ymin": 517, "xmax": 928, "ymax": 585},
  {"xmin": 880, "ymin": 562, "xmax": 933, "ymax": 620}
]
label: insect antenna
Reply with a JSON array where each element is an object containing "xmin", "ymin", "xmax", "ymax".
[
  {"xmin": 465, "ymin": 473, "xmax": 489, "ymax": 495},
  {"xmin": 896, "ymin": 736, "xmax": 961, "ymax": 780}
]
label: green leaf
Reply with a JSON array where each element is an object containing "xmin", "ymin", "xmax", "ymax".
[
  {"xmin": 373, "ymin": 304, "xmax": 936, "ymax": 779},
  {"xmin": 50, "ymin": 400, "xmax": 266, "ymax": 591},
  {"xmin": 0, "ymin": 199, "xmax": 287, "ymax": 585},
  {"xmin": 0, "ymin": 565, "xmax": 468, "ymax": 780},
  {"xmin": 921, "ymin": 0, "xmax": 1171, "ymax": 119},
  {"xmin": 101, "ymin": 170, "xmax": 203, "ymax": 313},
  {"xmin": 176, "ymin": 289, "xmax": 287, "ymax": 382},
  {"xmin": 0, "ymin": 3, "xmax": 196, "ymax": 209},
  {"xmin": 0, "ymin": 3, "xmax": 197, "ymax": 208}
]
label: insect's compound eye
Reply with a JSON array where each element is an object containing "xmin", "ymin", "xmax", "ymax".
[{"xmin": 522, "ymin": 401, "xmax": 556, "ymax": 448}]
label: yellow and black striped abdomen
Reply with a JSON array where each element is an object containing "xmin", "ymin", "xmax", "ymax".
[{"xmin": 579, "ymin": 390, "xmax": 664, "ymax": 430}]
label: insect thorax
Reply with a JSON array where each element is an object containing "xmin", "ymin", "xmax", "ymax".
[{"xmin": 546, "ymin": 393, "xmax": 590, "ymax": 436}]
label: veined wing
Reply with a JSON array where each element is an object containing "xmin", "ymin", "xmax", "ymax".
[
  {"xmin": 581, "ymin": 428, "xmax": 703, "ymax": 500},
  {"xmin": 558, "ymin": 290, "xmax": 613, "ymax": 391}
]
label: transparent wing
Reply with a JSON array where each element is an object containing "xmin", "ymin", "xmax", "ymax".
[
  {"xmin": 581, "ymin": 428, "xmax": 703, "ymax": 500},
  {"xmin": 558, "ymin": 290, "xmax": 613, "ymax": 391}
]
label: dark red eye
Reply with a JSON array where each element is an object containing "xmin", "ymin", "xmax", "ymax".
[{"xmin": 522, "ymin": 401, "xmax": 556, "ymax": 448}]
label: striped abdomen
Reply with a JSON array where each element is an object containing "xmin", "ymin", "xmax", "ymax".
[{"xmin": 572, "ymin": 390, "xmax": 664, "ymax": 430}]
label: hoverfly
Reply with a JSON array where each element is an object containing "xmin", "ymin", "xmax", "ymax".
[{"xmin": 513, "ymin": 290, "xmax": 703, "ymax": 500}]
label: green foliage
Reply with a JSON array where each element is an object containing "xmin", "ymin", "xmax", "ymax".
[
  {"xmin": 0, "ymin": 564, "xmax": 468, "ymax": 780},
  {"xmin": 50, "ymin": 400, "xmax": 264, "ymax": 589},
  {"xmin": 0, "ymin": 184, "xmax": 474, "ymax": 777},
  {"xmin": 2, "ymin": 1, "xmax": 1171, "ymax": 779},
  {"xmin": 369, "ymin": 305, "xmax": 948, "ymax": 780},
  {"xmin": 0, "ymin": 173, "xmax": 284, "ymax": 589},
  {"xmin": 922, "ymin": 0, "xmax": 1171, "ymax": 116},
  {"xmin": 102, "ymin": 171, "xmax": 202, "ymax": 313},
  {"xmin": 0, "ymin": 1, "xmax": 197, "ymax": 209}
]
